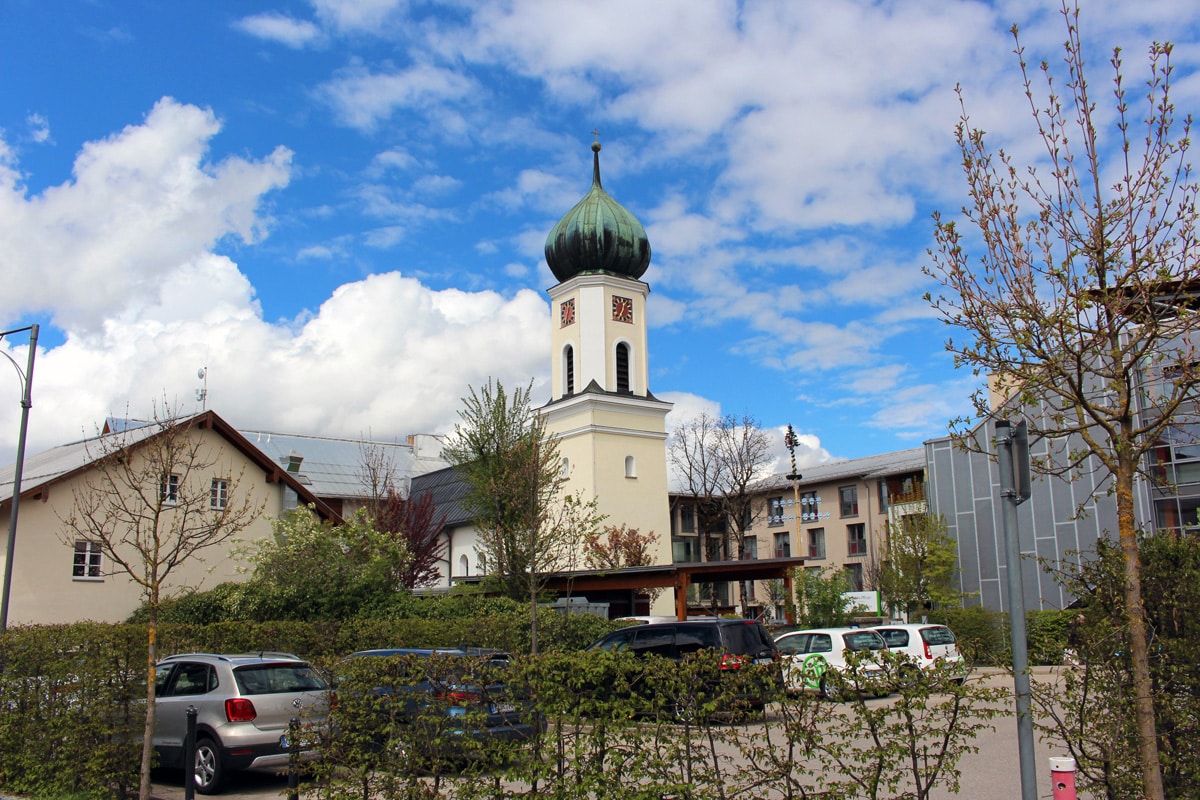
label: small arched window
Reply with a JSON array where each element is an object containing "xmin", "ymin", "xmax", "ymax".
[
  {"xmin": 564, "ymin": 344, "xmax": 575, "ymax": 395},
  {"xmin": 625, "ymin": 455, "xmax": 637, "ymax": 478},
  {"xmin": 459, "ymin": 554, "xmax": 469, "ymax": 577},
  {"xmin": 561, "ymin": 456, "xmax": 571, "ymax": 477},
  {"xmin": 616, "ymin": 342, "xmax": 631, "ymax": 393}
]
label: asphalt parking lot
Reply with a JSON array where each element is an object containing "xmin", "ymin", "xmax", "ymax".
[{"xmin": 148, "ymin": 668, "xmax": 1070, "ymax": 800}]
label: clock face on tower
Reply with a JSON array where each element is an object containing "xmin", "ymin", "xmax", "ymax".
[
  {"xmin": 612, "ymin": 295, "xmax": 634, "ymax": 324},
  {"xmin": 560, "ymin": 298, "xmax": 576, "ymax": 327}
]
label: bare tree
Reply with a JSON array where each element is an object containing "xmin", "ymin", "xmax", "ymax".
[
  {"xmin": 925, "ymin": 5, "xmax": 1198, "ymax": 796},
  {"xmin": 60, "ymin": 408, "xmax": 262, "ymax": 800},
  {"xmin": 357, "ymin": 437, "xmax": 398, "ymax": 518},
  {"xmin": 669, "ymin": 412, "xmax": 772, "ymax": 609}
]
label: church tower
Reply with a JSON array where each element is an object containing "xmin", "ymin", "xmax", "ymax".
[{"xmin": 541, "ymin": 141, "xmax": 674, "ymax": 572}]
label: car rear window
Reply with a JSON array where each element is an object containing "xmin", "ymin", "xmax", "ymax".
[
  {"xmin": 234, "ymin": 664, "xmax": 327, "ymax": 695},
  {"xmin": 676, "ymin": 625, "xmax": 722, "ymax": 655},
  {"xmin": 844, "ymin": 632, "xmax": 886, "ymax": 651},
  {"xmin": 720, "ymin": 622, "xmax": 775, "ymax": 655},
  {"xmin": 920, "ymin": 627, "xmax": 957, "ymax": 646},
  {"xmin": 877, "ymin": 629, "xmax": 910, "ymax": 647}
]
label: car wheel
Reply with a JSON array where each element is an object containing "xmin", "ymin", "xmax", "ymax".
[
  {"xmin": 896, "ymin": 664, "xmax": 920, "ymax": 690},
  {"xmin": 818, "ymin": 675, "xmax": 839, "ymax": 701},
  {"xmin": 672, "ymin": 696, "xmax": 699, "ymax": 724},
  {"xmin": 194, "ymin": 736, "xmax": 227, "ymax": 795}
]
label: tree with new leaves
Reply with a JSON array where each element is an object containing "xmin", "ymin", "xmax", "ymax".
[
  {"xmin": 872, "ymin": 514, "xmax": 965, "ymax": 618},
  {"xmin": 442, "ymin": 379, "xmax": 604, "ymax": 652},
  {"xmin": 669, "ymin": 412, "xmax": 772, "ymax": 608},
  {"xmin": 925, "ymin": 5, "xmax": 1198, "ymax": 796},
  {"xmin": 583, "ymin": 523, "xmax": 659, "ymax": 570},
  {"xmin": 60, "ymin": 408, "xmax": 262, "ymax": 800}
]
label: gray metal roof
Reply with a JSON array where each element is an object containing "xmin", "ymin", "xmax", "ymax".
[
  {"xmin": 409, "ymin": 465, "xmax": 473, "ymax": 527},
  {"xmin": 237, "ymin": 430, "xmax": 449, "ymax": 501},
  {"xmin": 752, "ymin": 447, "xmax": 926, "ymax": 493},
  {"xmin": 0, "ymin": 425, "xmax": 164, "ymax": 497},
  {"xmin": 0, "ymin": 411, "xmax": 340, "ymax": 521}
]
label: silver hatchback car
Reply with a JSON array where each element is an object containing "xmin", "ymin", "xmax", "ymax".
[{"xmin": 154, "ymin": 652, "xmax": 331, "ymax": 794}]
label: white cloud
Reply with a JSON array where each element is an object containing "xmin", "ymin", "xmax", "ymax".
[
  {"xmin": 317, "ymin": 62, "xmax": 477, "ymax": 132},
  {"xmin": 25, "ymin": 113, "xmax": 50, "ymax": 144},
  {"xmin": 233, "ymin": 13, "xmax": 323, "ymax": 48},
  {"xmin": 0, "ymin": 98, "xmax": 291, "ymax": 333},
  {"xmin": 311, "ymin": 0, "xmax": 407, "ymax": 33}
]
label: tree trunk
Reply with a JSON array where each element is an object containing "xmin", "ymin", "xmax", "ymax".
[
  {"xmin": 1115, "ymin": 458, "xmax": 1164, "ymax": 800},
  {"xmin": 140, "ymin": 610, "xmax": 159, "ymax": 800}
]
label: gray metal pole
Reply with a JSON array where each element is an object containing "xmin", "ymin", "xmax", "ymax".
[
  {"xmin": 1, "ymin": 324, "xmax": 37, "ymax": 632},
  {"xmin": 996, "ymin": 419, "xmax": 1037, "ymax": 800}
]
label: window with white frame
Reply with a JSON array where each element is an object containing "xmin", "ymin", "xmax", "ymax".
[
  {"xmin": 773, "ymin": 532, "xmax": 791, "ymax": 558},
  {"xmin": 72, "ymin": 540, "xmax": 103, "ymax": 580},
  {"xmin": 768, "ymin": 496, "xmax": 785, "ymax": 526},
  {"xmin": 210, "ymin": 478, "xmax": 229, "ymax": 510},
  {"xmin": 839, "ymin": 485, "xmax": 859, "ymax": 517},
  {"xmin": 847, "ymin": 523, "xmax": 867, "ymax": 556},
  {"xmin": 161, "ymin": 473, "xmax": 180, "ymax": 505},
  {"xmin": 800, "ymin": 490, "xmax": 820, "ymax": 522},
  {"xmin": 808, "ymin": 528, "xmax": 826, "ymax": 559},
  {"xmin": 743, "ymin": 536, "xmax": 758, "ymax": 560},
  {"xmin": 844, "ymin": 562, "xmax": 864, "ymax": 592}
]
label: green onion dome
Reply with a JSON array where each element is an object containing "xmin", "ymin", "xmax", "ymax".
[{"xmin": 545, "ymin": 141, "xmax": 651, "ymax": 283}]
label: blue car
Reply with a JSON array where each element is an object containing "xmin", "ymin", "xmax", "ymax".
[{"xmin": 344, "ymin": 647, "xmax": 543, "ymax": 770}]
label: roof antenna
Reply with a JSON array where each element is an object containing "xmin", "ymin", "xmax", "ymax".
[{"xmin": 196, "ymin": 367, "xmax": 208, "ymax": 410}]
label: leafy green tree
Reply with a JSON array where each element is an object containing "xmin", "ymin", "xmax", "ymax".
[
  {"xmin": 241, "ymin": 506, "xmax": 411, "ymax": 621},
  {"xmin": 442, "ymin": 379, "xmax": 604, "ymax": 652},
  {"xmin": 874, "ymin": 513, "xmax": 965, "ymax": 617},
  {"xmin": 795, "ymin": 565, "xmax": 853, "ymax": 629},
  {"xmin": 924, "ymin": 6, "xmax": 1198, "ymax": 794}
]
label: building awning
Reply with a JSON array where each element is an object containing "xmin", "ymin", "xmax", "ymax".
[{"xmin": 539, "ymin": 557, "xmax": 805, "ymax": 620}]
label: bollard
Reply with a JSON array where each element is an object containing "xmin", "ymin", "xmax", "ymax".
[
  {"xmin": 184, "ymin": 705, "xmax": 197, "ymax": 800},
  {"xmin": 286, "ymin": 716, "xmax": 300, "ymax": 800},
  {"xmin": 1050, "ymin": 756, "xmax": 1077, "ymax": 800}
]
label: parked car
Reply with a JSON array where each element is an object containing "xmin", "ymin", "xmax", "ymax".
[
  {"xmin": 870, "ymin": 623, "xmax": 968, "ymax": 685},
  {"xmin": 153, "ymin": 652, "xmax": 332, "ymax": 795},
  {"xmin": 345, "ymin": 647, "xmax": 543, "ymax": 769},
  {"xmin": 585, "ymin": 618, "xmax": 781, "ymax": 716},
  {"xmin": 774, "ymin": 627, "xmax": 890, "ymax": 699}
]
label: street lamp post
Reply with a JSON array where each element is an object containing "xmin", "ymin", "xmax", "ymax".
[{"xmin": 1, "ymin": 324, "xmax": 39, "ymax": 631}]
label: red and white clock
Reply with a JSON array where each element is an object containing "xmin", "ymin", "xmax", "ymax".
[{"xmin": 560, "ymin": 298, "xmax": 576, "ymax": 327}]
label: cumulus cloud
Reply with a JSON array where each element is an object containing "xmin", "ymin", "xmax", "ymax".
[
  {"xmin": 0, "ymin": 100, "xmax": 552, "ymax": 464},
  {"xmin": 0, "ymin": 98, "xmax": 291, "ymax": 333}
]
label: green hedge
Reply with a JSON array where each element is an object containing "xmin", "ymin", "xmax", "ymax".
[{"xmin": 925, "ymin": 607, "xmax": 1072, "ymax": 666}]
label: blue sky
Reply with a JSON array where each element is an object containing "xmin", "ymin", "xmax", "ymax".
[{"xmin": 1, "ymin": 0, "xmax": 1198, "ymax": 473}]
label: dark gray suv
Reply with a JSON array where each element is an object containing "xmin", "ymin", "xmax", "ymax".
[
  {"xmin": 154, "ymin": 652, "xmax": 331, "ymax": 794},
  {"xmin": 586, "ymin": 618, "xmax": 781, "ymax": 714}
]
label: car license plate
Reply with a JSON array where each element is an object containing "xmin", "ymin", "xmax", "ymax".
[
  {"xmin": 755, "ymin": 657, "xmax": 775, "ymax": 665},
  {"xmin": 493, "ymin": 702, "xmax": 517, "ymax": 714}
]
